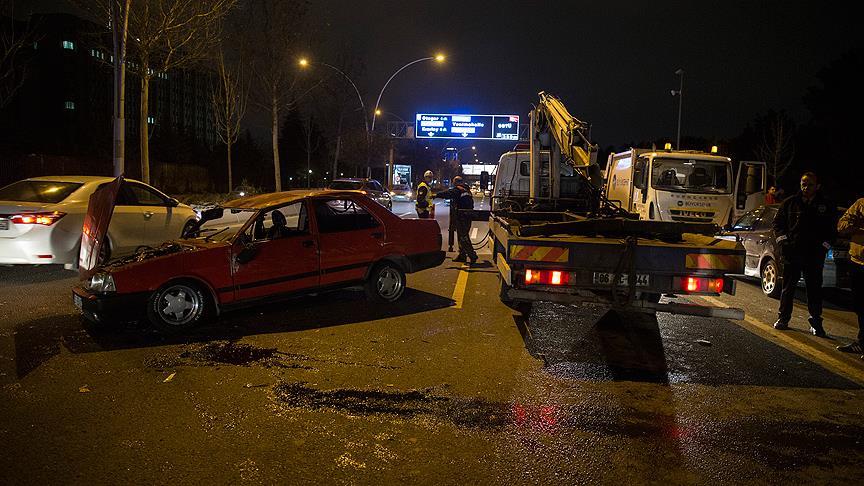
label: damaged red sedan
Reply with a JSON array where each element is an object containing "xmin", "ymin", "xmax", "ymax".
[{"xmin": 73, "ymin": 182, "xmax": 444, "ymax": 333}]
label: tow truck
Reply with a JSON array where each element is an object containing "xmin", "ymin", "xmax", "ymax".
[{"xmin": 474, "ymin": 92, "xmax": 746, "ymax": 319}]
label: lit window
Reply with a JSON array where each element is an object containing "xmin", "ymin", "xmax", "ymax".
[
  {"xmin": 147, "ymin": 116, "xmax": 155, "ymax": 124},
  {"xmin": 64, "ymin": 101, "xmax": 75, "ymax": 110},
  {"xmin": 32, "ymin": 41, "xmax": 38, "ymax": 50},
  {"xmin": 62, "ymin": 40, "xmax": 75, "ymax": 50}
]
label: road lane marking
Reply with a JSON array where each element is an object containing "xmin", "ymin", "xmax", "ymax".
[
  {"xmin": 398, "ymin": 211, "xmax": 415, "ymax": 217},
  {"xmin": 471, "ymin": 227, "xmax": 478, "ymax": 239},
  {"xmin": 452, "ymin": 265, "xmax": 470, "ymax": 309},
  {"xmin": 701, "ymin": 296, "xmax": 864, "ymax": 387}
]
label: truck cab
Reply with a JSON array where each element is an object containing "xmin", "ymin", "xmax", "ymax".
[
  {"xmin": 605, "ymin": 149, "xmax": 762, "ymax": 226},
  {"xmin": 492, "ymin": 147, "xmax": 587, "ymax": 211}
]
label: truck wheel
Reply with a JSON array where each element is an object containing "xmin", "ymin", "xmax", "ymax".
[
  {"xmin": 365, "ymin": 262, "xmax": 406, "ymax": 303},
  {"xmin": 147, "ymin": 281, "xmax": 210, "ymax": 334},
  {"xmin": 499, "ymin": 280, "xmax": 531, "ymax": 315},
  {"xmin": 760, "ymin": 258, "xmax": 781, "ymax": 299}
]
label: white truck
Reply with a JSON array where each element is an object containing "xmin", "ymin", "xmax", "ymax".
[{"xmin": 604, "ymin": 148, "xmax": 767, "ymax": 226}]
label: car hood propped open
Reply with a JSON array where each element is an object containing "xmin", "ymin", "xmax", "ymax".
[{"xmin": 78, "ymin": 176, "xmax": 123, "ymax": 279}]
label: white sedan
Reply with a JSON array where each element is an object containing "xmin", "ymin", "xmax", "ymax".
[{"xmin": 0, "ymin": 176, "xmax": 197, "ymax": 268}]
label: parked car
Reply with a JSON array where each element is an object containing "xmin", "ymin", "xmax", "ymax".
[
  {"xmin": 723, "ymin": 204, "xmax": 850, "ymax": 297},
  {"xmin": 0, "ymin": 176, "xmax": 197, "ymax": 268},
  {"xmin": 328, "ymin": 178, "xmax": 392, "ymax": 210},
  {"xmin": 73, "ymin": 189, "xmax": 445, "ymax": 333},
  {"xmin": 389, "ymin": 183, "xmax": 413, "ymax": 202}
]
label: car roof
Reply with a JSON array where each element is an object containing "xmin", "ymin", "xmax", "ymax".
[
  {"xmin": 222, "ymin": 189, "xmax": 368, "ymax": 210},
  {"xmin": 22, "ymin": 175, "xmax": 150, "ymax": 185},
  {"xmin": 331, "ymin": 178, "xmax": 374, "ymax": 183}
]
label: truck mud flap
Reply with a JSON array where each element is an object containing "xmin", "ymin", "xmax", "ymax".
[{"xmin": 505, "ymin": 289, "xmax": 744, "ymax": 320}]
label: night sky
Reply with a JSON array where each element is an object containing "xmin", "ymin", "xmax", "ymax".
[{"xmin": 26, "ymin": 0, "xmax": 863, "ymax": 162}]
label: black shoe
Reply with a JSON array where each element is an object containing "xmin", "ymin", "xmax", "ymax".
[
  {"xmin": 469, "ymin": 256, "xmax": 478, "ymax": 265},
  {"xmin": 808, "ymin": 317, "xmax": 826, "ymax": 337},
  {"xmin": 773, "ymin": 319, "xmax": 789, "ymax": 330},
  {"xmin": 837, "ymin": 342, "xmax": 863, "ymax": 354},
  {"xmin": 453, "ymin": 255, "xmax": 467, "ymax": 263}
]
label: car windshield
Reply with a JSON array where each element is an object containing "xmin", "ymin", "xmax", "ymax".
[
  {"xmin": 651, "ymin": 158, "xmax": 731, "ymax": 194},
  {"xmin": 196, "ymin": 208, "xmax": 256, "ymax": 242},
  {"xmin": 0, "ymin": 180, "xmax": 83, "ymax": 203},
  {"xmin": 329, "ymin": 181, "xmax": 363, "ymax": 190},
  {"xmin": 392, "ymin": 184, "xmax": 410, "ymax": 192}
]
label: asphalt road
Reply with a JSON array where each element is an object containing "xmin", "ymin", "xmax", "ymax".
[{"xmin": 1, "ymin": 199, "xmax": 863, "ymax": 484}]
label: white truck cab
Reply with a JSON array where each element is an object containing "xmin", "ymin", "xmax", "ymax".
[{"xmin": 604, "ymin": 148, "xmax": 765, "ymax": 226}]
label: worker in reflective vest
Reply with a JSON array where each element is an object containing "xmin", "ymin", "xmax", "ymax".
[{"xmin": 415, "ymin": 170, "xmax": 435, "ymax": 219}]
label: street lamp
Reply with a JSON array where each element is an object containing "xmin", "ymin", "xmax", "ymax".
[
  {"xmin": 369, "ymin": 54, "xmax": 446, "ymax": 135},
  {"xmin": 671, "ymin": 68, "xmax": 684, "ymax": 150}
]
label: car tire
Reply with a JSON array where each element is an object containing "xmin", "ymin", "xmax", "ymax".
[
  {"xmin": 365, "ymin": 262, "xmax": 406, "ymax": 303},
  {"xmin": 147, "ymin": 281, "xmax": 210, "ymax": 334},
  {"xmin": 761, "ymin": 258, "xmax": 781, "ymax": 299},
  {"xmin": 500, "ymin": 279, "xmax": 531, "ymax": 315}
]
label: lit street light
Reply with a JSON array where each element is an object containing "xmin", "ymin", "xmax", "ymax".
[{"xmin": 369, "ymin": 54, "xmax": 446, "ymax": 135}]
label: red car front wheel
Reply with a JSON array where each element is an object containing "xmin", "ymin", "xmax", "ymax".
[{"xmin": 147, "ymin": 281, "xmax": 210, "ymax": 333}]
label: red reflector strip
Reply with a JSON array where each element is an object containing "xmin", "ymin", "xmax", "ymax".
[{"xmin": 36, "ymin": 255, "xmax": 53, "ymax": 259}]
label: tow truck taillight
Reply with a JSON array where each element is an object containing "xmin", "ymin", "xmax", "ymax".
[
  {"xmin": 524, "ymin": 269, "xmax": 570, "ymax": 286},
  {"xmin": 10, "ymin": 212, "xmax": 66, "ymax": 226},
  {"xmin": 682, "ymin": 276, "xmax": 723, "ymax": 294}
]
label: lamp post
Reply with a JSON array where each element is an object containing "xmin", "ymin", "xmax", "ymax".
[
  {"xmin": 368, "ymin": 54, "xmax": 445, "ymax": 176},
  {"xmin": 671, "ymin": 68, "xmax": 684, "ymax": 150}
]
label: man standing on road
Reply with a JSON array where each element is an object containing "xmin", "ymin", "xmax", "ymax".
[
  {"xmin": 415, "ymin": 170, "xmax": 435, "ymax": 219},
  {"xmin": 772, "ymin": 171, "xmax": 837, "ymax": 336},
  {"xmin": 837, "ymin": 197, "xmax": 864, "ymax": 356},
  {"xmin": 435, "ymin": 176, "xmax": 478, "ymax": 264}
]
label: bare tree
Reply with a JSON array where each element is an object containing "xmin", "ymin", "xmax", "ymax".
[
  {"xmin": 0, "ymin": 0, "xmax": 38, "ymax": 109},
  {"xmin": 210, "ymin": 47, "xmax": 247, "ymax": 192},
  {"xmin": 756, "ymin": 111, "xmax": 796, "ymax": 185},
  {"xmin": 300, "ymin": 114, "xmax": 322, "ymax": 188},
  {"xmin": 127, "ymin": 0, "xmax": 236, "ymax": 184},
  {"xmin": 243, "ymin": 0, "xmax": 317, "ymax": 192}
]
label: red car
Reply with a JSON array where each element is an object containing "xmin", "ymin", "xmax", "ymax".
[{"xmin": 73, "ymin": 183, "xmax": 444, "ymax": 333}]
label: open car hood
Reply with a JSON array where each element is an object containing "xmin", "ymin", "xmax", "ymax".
[{"xmin": 78, "ymin": 176, "xmax": 123, "ymax": 279}]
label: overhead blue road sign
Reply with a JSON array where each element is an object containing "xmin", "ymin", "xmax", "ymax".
[{"xmin": 415, "ymin": 114, "xmax": 519, "ymax": 140}]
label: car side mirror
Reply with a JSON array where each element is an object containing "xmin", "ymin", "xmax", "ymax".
[
  {"xmin": 234, "ymin": 234, "xmax": 258, "ymax": 264},
  {"xmin": 167, "ymin": 197, "xmax": 180, "ymax": 207}
]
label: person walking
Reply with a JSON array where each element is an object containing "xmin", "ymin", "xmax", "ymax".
[
  {"xmin": 837, "ymin": 197, "xmax": 864, "ymax": 357},
  {"xmin": 415, "ymin": 170, "xmax": 435, "ymax": 219},
  {"xmin": 435, "ymin": 176, "xmax": 478, "ymax": 264},
  {"xmin": 772, "ymin": 171, "xmax": 837, "ymax": 336}
]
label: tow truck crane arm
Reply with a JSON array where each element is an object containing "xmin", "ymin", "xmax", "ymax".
[{"xmin": 535, "ymin": 91, "xmax": 597, "ymax": 168}]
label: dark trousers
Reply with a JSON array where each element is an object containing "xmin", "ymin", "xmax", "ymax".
[
  {"xmin": 851, "ymin": 263, "xmax": 864, "ymax": 343},
  {"xmin": 456, "ymin": 217, "xmax": 477, "ymax": 259},
  {"xmin": 416, "ymin": 209, "xmax": 430, "ymax": 219},
  {"xmin": 778, "ymin": 250, "xmax": 825, "ymax": 322}
]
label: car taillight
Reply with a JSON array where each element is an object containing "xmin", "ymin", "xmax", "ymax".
[
  {"xmin": 10, "ymin": 211, "xmax": 66, "ymax": 226},
  {"xmin": 524, "ymin": 269, "xmax": 570, "ymax": 286},
  {"xmin": 682, "ymin": 276, "xmax": 723, "ymax": 294}
]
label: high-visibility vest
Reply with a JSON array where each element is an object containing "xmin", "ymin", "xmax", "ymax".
[{"xmin": 415, "ymin": 181, "xmax": 431, "ymax": 210}]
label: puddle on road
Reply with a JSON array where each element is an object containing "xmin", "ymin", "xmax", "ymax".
[{"xmin": 144, "ymin": 341, "xmax": 315, "ymax": 370}]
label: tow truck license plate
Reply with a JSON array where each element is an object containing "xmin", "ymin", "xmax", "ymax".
[
  {"xmin": 73, "ymin": 293, "xmax": 83, "ymax": 311},
  {"xmin": 593, "ymin": 272, "xmax": 649, "ymax": 287}
]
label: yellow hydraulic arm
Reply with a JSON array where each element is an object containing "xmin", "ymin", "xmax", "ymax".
[{"xmin": 535, "ymin": 91, "xmax": 597, "ymax": 168}]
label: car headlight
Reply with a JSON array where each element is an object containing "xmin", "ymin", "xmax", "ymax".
[
  {"xmin": 87, "ymin": 272, "xmax": 116, "ymax": 293},
  {"xmin": 406, "ymin": 192, "xmax": 412, "ymax": 198},
  {"xmin": 389, "ymin": 191, "xmax": 396, "ymax": 196}
]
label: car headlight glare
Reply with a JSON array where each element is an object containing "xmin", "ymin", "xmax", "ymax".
[{"xmin": 87, "ymin": 272, "xmax": 116, "ymax": 293}]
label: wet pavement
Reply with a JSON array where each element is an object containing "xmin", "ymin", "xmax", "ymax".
[{"xmin": 2, "ymin": 200, "xmax": 864, "ymax": 484}]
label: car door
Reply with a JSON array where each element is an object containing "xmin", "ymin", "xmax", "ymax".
[
  {"xmin": 732, "ymin": 208, "xmax": 762, "ymax": 272},
  {"xmin": 312, "ymin": 197, "xmax": 383, "ymax": 286},
  {"xmin": 124, "ymin": 182, "xmax": 185, "ymax": 246},
  {"xmin": 734, "ymin": 161, "xmax": 767, "ymax": 219},
  {"xmin": 232, "ymin": 201, "xmax": 319, "ymax": 301},
  {"xmin": 751, "ymin": 207, "xmax": 776, "ymax": 266},
  {"xmin": 108, "ymin": 183, "xmax": 149, "ymax": 256}
]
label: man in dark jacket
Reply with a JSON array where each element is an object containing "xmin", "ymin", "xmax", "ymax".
[
  {"xmin": 772, "ymin": 171, "xmax": 837, "ymax": 336},
  {"xmin": 435, "ymin": 176, "xmax": 477, "ymax": 263}
]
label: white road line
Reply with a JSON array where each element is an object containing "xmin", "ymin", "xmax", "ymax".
[
  {"xmin": 700, "ymin": 295, "xmax": 864, "ymax": 387},
  {"xmin": 470, "ymin": 227, "xmax": 478, "ymax": 239}
]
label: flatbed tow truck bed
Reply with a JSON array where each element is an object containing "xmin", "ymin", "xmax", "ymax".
[{"xmin": 479, "ymin": 210, "xmax": 746, "ymax": 319}]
